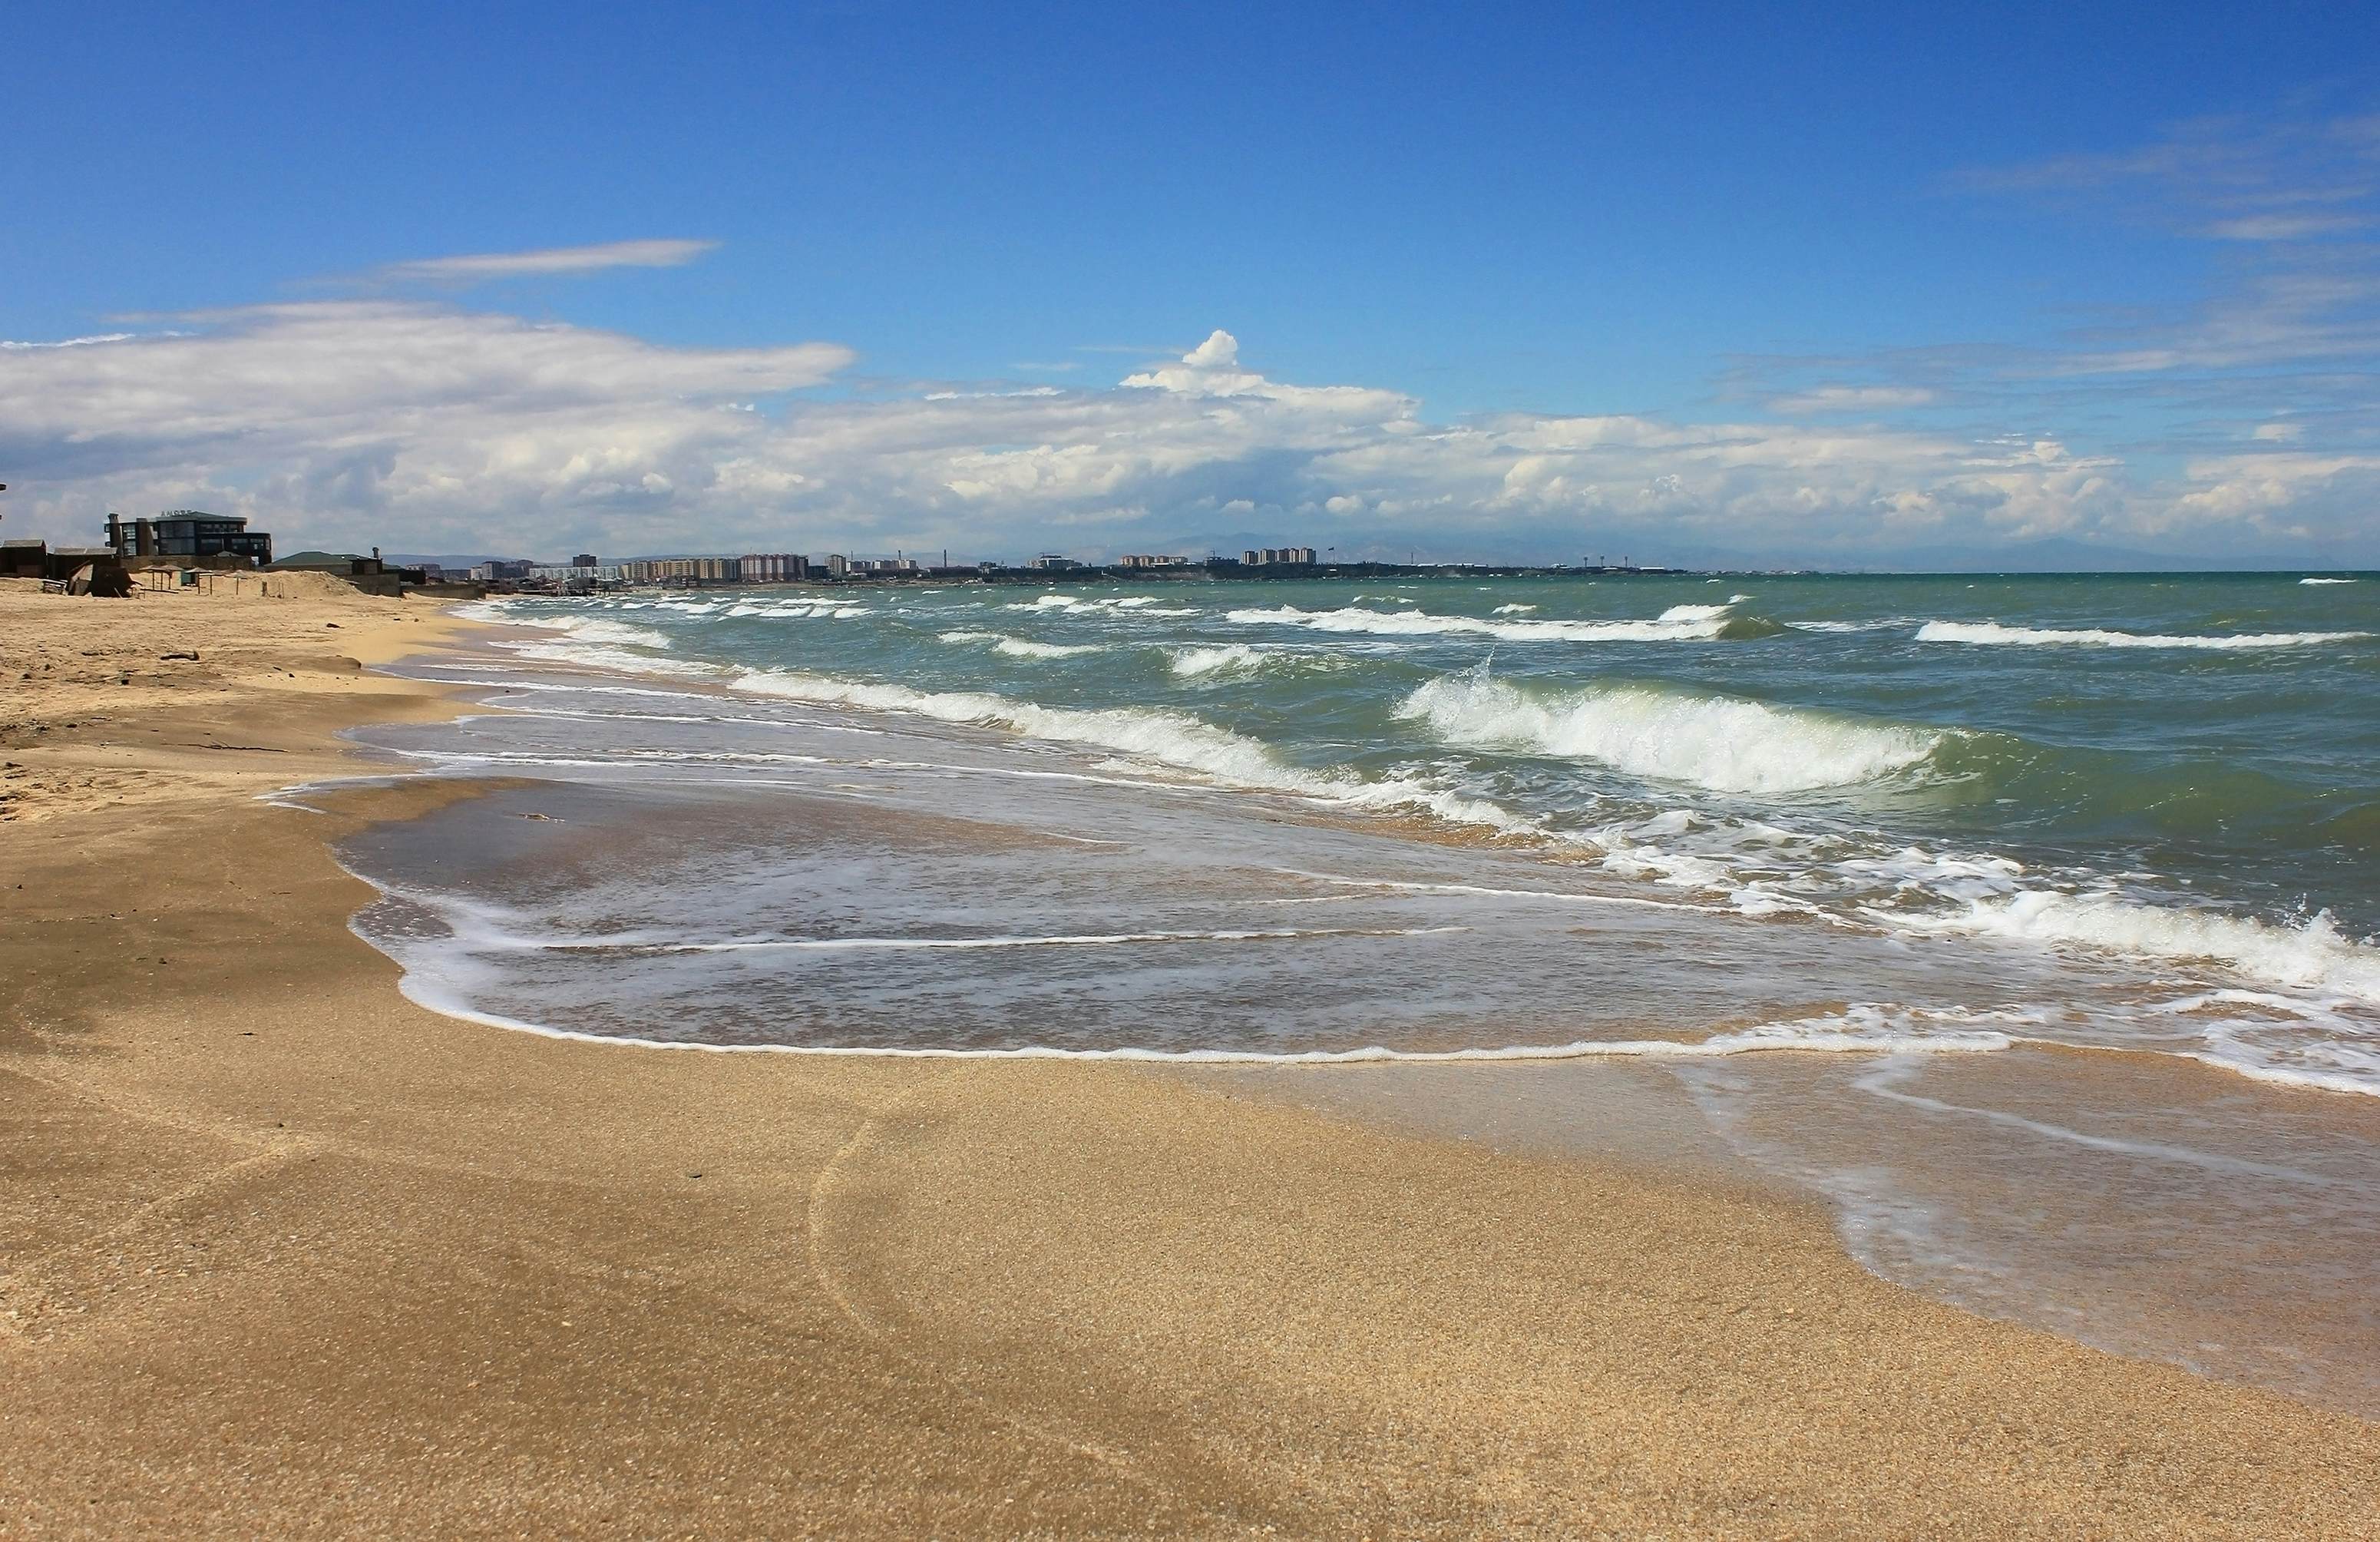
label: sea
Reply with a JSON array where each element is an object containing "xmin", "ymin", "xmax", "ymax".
[{"xmin": 324, "ymin": 571, "xmax": 2380, "ymax": 1412}]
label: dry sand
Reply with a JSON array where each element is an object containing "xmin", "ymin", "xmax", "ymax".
[{"xmin": 3, "ymin": 580, "xmax": 2378, "ymax": 1537}]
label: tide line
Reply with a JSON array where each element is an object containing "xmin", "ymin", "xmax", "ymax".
[{"xmin": 382, "ymin": 974, "xmax": 2026, "ymax": 1064}]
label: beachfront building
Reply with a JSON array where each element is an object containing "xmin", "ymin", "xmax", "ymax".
[
  {"xmin": 620, "ymin": 558, "xmax": 699, "ymax": 584},
  {"xmin": 739, "ymin": 553, "xmax": 810, "ymax": 583},
  {"xmin": 104, "ymin": 511, "xmax": 274, "ymax": 566},
  {"xmin": 824, "ymin": 554, "xmax": 849, "ymax": 577},
  {"xmin": 1117, "ymin": 554, "xmax": 1192, "ymax": 568},
  {"xmin": 1238, "ymin": 546, "xmax": 1317, "ymax": 566},
  {"xmin": 1026, "ymin": 553, "xmax": 1084, "ymax": 571}
]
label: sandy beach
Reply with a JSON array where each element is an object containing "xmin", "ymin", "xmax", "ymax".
[{"xmin": 5, "ymin": 581, "xmax": 2378, "ymax": 1537}]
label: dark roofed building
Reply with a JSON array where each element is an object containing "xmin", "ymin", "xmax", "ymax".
[
  {"xmin": 273, "ymin": 549, "xmax": 381, "ymax": 574},
  {"xmin": 105, "ymin": 511, "xmax": 273, "ymax": 566},
  {"xmin": 1, "ymin": 539, "xmax": 46, "ymax": 577}
]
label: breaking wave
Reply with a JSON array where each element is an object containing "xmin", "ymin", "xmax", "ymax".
[
  {"xmin": 458, "ymin": 606, "xmax": 676, "ymax": 650},
  {"xmin": 1166, "ymin": 644, "xmax": 1347, "ymax": 679},
  {"xmin": 500, "ymin": 639, "xmax": 722, "ymax": 678},
  {"xmin": 1397, "ymin": 670, "xmax": 1944, "ymax": 794},
  {"xmin": 1003, "ymin": 593, "xmax": 1198, "ymax": 616},
  {"xmin": 724, "ymin": 601, "xmax": 871, "ymax": 619},
  {"xmin": 937, "ymin": 630, "xmax": 1105, "ymax": 660},
  {"xmin": 1894, "ymin": 890, "xmax": 2380, "ymax": 1005},
  {"xmin": 1227, "ymin": 603, "xmax": 1781, "ymax": 643},
  {"xmin": 1917, "ymin": 620, "xmax": 2369, "ymax": 650},
  {"xmin": 730, "ymin": 668, "xmax": 1532, "ymax": 833}
]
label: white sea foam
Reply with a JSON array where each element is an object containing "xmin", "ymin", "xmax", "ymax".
[
  {"xmin": 507, "ymin": 614, "xmax": 675, "ymax": 649},
  {"xmin": 1917, "ymin": 620, "xmax": 2370, "ymax": 650},
  {"xmin": 937, "ymin": 630, "xmax": 1104, "ymax": 659},
  {"xmin": 1898, "ymin": 891, "xmax": 2380, "ymax": 1004},
  {"xmin": 1396, "ymin": 671, "xmax": 1942, "ymax": 793},
  {"xmin": 1491, "ymin": 603, "xmax": 1538, "ymax": 614},
  {"xmin": 1168, "ymin": 644, "xmax": 1268, "ymax": 677},
  {"xmin": 1078, "ymin": 595, "xmax": 1198, "ymax": 615},
  {"xmin": 501, "ymin": 639, "xmax": 724, "ymax": 678},
  {"xmin": 1227, "ymin": 604, "xmax": 1740, "ymax": 643},
  {"xmin": 724, "ymin": 601, "xmax": 869, "ymax": 619},
  {"xmin": 564, "ymin": 618, "xmax": 674, "ymax": 648},
  {"xmin": 1790, "ymin": 619, "xmax": 1907, "ymax": 634},
  {"xmin": 457, "ymin": 604, "xmax": 676, "ymax": 650},
  {"xmin": 2300, "ymin": 577, "xmax": 2359, "ymax": 585}
]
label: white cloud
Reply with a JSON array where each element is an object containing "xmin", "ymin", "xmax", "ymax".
[
  {"xmin": 2167, "ymin": 453, "xmax": 2380, "ymax": 535},
  {"xmin": 0, "ymin": 303, "xmax": 2370, "ymax": 562},
  {"xmin": 1120, "ymin": 328, "xmax": 1411, "ymax": 418},
  {"xmin": 375, "ymin": 239, "xmax": 720, "ymax": 283}
]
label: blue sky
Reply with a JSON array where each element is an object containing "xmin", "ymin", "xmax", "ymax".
[{"xmin": 5, "ymin": 1, "xmax": 2378, "ymax": 564}]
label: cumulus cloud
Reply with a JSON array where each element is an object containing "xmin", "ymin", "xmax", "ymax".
[
  {"xmin": 0, "ymin": 301, "xmax": 2371, "ymax": 564},
  {"xmin": 2167, "ymin": 453, "xmax": 2380, "ymax": 536},
  {"xmin": 375, "ymin": 239, "xmax": 721, "ymax": 283}
]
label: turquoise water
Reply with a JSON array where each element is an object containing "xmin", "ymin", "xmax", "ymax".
[
  {"xmin": 689, "ymin": 572, "xmax": 2380, "ymax": 927},
  {"xmin": 465, "ymin": 572, "xmax": 2380, "ymax": 1050}
]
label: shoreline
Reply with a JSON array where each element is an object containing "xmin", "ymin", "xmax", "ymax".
[{"xmin": 5, "ymin": 582, "xmax": 2378, "ymax": 1534}]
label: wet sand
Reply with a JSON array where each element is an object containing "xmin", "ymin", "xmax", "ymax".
[{"xmin": 4, "ymin": 581, "xmax": 2378, "ymax": 1536}]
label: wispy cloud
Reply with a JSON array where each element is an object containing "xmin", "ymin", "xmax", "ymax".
[
  {"xmin": 1713, "ymin": 107, "xmax": 2380, "ymax": 542},
  {"xmin": 0, "ymin": 333, "xmax": 138, "ymax": 349},
  {"xmin": 2205, "ymin": 213, "xmax": 2372, "ymax": 241},
  {"xmin": 1954, "ymin": 111, "xmax": 2380, "ymax": 243},
  {"xmin": 374, "ymin": 238, "xmax": 721, "ymax": 284},
  {"xmin": 1766, "ymin": 386, "xmax": 1939, "ymax": 415}
]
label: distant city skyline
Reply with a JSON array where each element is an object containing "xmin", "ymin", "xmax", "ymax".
[{"xmin": 5, "ymin": 2, "xmax": 2379, "ymax": 567}]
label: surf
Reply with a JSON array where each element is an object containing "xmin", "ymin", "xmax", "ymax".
[
  {"xmin": 1396, "ymin": 670, "xmax": 1945, "ymax": 794},
  {"xmin": 1917, "ymin": 620, "xmax": 2369, "ymax": 650}
]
